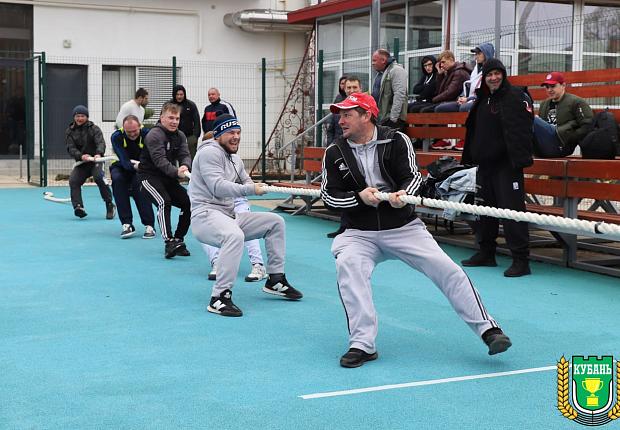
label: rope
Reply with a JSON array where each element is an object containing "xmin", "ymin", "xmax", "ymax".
[
  {"xmin": 74, "ymin": 155, "xmax": 118, "ymax": 167},
  {"xmin": 262, "ymin": 185, "xmax": 620, "ymax": 240}
]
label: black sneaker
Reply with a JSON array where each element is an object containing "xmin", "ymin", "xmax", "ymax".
[
  {"xmin": 482, "ymin": 328, "xmax": 512, "ymax": 355},
  {"xmin": 340, "ymin": 348, "xmax": 378, "ymax": 368},
  {"xmin": 504, "ymin": 260, "xmax": 531, "ymax": 277},
  {"xmin": 175, "ymin": 240, "xmax": 191, "ymax": 257},
  {"xmin": 461, "ymin": 252, "xmax": 497, "ymax": 267},
  {"xmin": 121, "ymin": 224, "xmax": 135, "ymax": 239},
  {"xmin": 105, "ymin": 201, "xmax": 116, "ymax": 220},
  {"xmin": 263, "ymin": 274, "xmax": 303, "ymax": 300},
  {"xmin": 164, "ymin": 239, "xmax": 184, "ymax": 259},
  {"xmin": 207, "ymin": 289, "xmax": 242, "ymax": 317},
  {"xmin": 74, "ymin": 205, "xmax": 87, "ymax": 218}
]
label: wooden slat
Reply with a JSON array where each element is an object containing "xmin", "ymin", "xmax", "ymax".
[
  {"xmin": 525, "ymin": 159, "xmax": 566, "ymax": 176},
  {"xmin": 303, "ymin": 147, "xmax": 326, "ymax": 158},
  {"xmin": 407, "ymin": 127, "xmax": 466, "ymax": 139},
  {"xmin": 524, "ymin": 178, "xmax": 565, "ymax": 197},
  {"xmin": 567, "ymin": 182, "xmax": 620, "ymax": 200},
  {"xmin": 566, "ymin": 159, "xmax": 620, "ymax": 180},
  {"xmin": 575, "ymin": 211, "xmax": 620, "ymax": 225},
  {"xmin": 303, "ymin": 159, "xmax": 323, "ymax": 173},
  {"xmin": 528, "ymin": 85, "xmax": 620, "ymax": 101},
  {"xmin": 414, "ymin": 152, "xmax": 461, "ymax": 167},
  {"xmin": 406, "ymin": 112, "xmax": 468, "ymax": 125},
  {"xmin": 526, "ymin": 204, "xmax": 564, "ymax": 216},
  {"xmin": 509, "ymin": 68, "xmax": 620, "ymax": 86}
]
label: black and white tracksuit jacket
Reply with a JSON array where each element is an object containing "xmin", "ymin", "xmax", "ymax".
[{"xmin": 321, "ymin": 125, "xmax": 422, "ymax": 231}]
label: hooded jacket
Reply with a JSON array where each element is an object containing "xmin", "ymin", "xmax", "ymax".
[
  {"xmin": 463, "ymin": 42, "xmax": 495, "ymax": 99},
  {"xmin": 462, "ymin": 58, "xmax": 534, "ymax": 170},
  {"xmin": 432, "ymin": 61, "xmax": 472, "ymax": 104},
  {"xmin": 170, "ymin": 85, "xmax": 201, "ymax": 139},
  {"xmin": 188, "ymin": 139, "xmax": 255, "ymax": 218},
  {"xmin": 321, "ymin": 125, "xmax": 422, "ymax": 231},
  {"xmin": 138, "ymin": 123, "xmax": 191, "ymax": 179},
  {"xmin": 65, "ymin": 120, "xmax": 106, "ymax": 161},
  {"xmin": 412, "ymin": 55, "xmax": 437, "ymax": 102}
]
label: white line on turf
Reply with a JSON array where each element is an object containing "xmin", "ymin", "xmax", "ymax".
[{"xmin": 299, "ymin": 365, "xmax": 557, "ymax": 400}]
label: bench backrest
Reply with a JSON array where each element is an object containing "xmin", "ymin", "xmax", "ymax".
[{"xmin": 303, "ymin": 146, "xmax": 325, "ymax": 173}]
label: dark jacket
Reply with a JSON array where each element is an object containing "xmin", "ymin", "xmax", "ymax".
[
  {"xmin": 413, "ymin": 55, "xmax": 437, "ymax": 102},
  {"xmin": 202, "ymin": 99, "xmax": 236, "ymax": 133},
  {"xmin": 462, "ymin": 59, "xmax": 534, "ymax": 170},
  {"xmin": 539, "ymin": 92, "xmax": 593, "ymax": 152},
  {"xmin": 321, "ymin": 126, "xmax": 422, "ymax": 231},
  {"xmin": 432, "ymin": 62, "xmax": 472, "ymax": 104},
  {"xmin": 65, "ymin": 121, "xmax": 106, "ymax": 161},
  {"xmin": 139, "ymin": 123, "xmax": 191, "ymax": 179},
  {"xmin": 110, "ymin": 127, "xmax": 149, "ymax": 171},
  {"xmin": 170, "ymin": 85, "xmax": 201, "ymax": 139}
]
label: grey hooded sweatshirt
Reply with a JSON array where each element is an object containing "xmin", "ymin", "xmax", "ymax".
[{"xmin": 188, "ymin": 139, "xmax": 255, "ymax": 218}]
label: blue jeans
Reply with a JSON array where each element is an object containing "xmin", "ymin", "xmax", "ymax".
[{"xmin": 532, "ymin": 116, "xmax": 565, "ymax": 158}]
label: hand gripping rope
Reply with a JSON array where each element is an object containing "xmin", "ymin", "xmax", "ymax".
[{"xmin": 42, "ymin": 156, "xmax": 118, "ymax": 204}]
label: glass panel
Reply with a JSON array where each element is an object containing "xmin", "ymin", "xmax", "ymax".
[
  {"xmin": 456, "ymin": 0, "xmax": 515, "ymax": 50},
  {"xmin": 344, "ymin": 13, "xmax": 369, "ymax": 59},
  {"xmin": 317, "ymin": 18, "xmax": 341, "ymax": 62},
  {"xmin": 408, "ymin": 0, "xmax": 443, "ymax": 51},
  {"xmin": 518, "ymin": 1, "xmax": 573, "ymax": 51},
  {"xmin": 0, "ymin": 3, "xmax": 32, "ymax": 53},
  {"xmin": 322, "ymin": 66, "xmax": 340, "ymax": 106},
  {"xmin": 102, "ymin": 67, "xmax": 120, "ymax": 122},
  {"xmin": 381, "ymin": 5, "xmax": 406, "ymax": 55},
  {"xmin": 582, "ymin": 54, "xmax": 620, "ymax": 70},
  {"xmin": 583, "ymin": 3, "xmax": 620, "ymax": 54},
  {"xmin": 342, "ymin": 59, "xmax": 371, "ymax": 94},
  {"xmin": 408, "ymin": 55, "xmax": 426, "ymax": 94},
  {"xmin": 518, "ymin": 52, "xmax": 572, "ymax": 75}
]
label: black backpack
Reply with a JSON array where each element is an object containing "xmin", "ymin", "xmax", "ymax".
[
  {"xmin": 579, "ymin": 109, "xmax": 619, "ymax": 159},
  {"xmin": 419, "ymin": 156, "xmax": 471, "ymax": 199}
]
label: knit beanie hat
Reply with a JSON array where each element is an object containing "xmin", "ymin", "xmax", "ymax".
[
  {"xmin": 212, "ymin": 114, "xmax": 241, "ymax": 139},
  {"xmin": 72, "ymin": 105, "xmax": 89, "ymax": 117}
]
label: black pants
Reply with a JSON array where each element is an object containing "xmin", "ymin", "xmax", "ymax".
[
  {"xmin": 110, "ymin": 165, "xmax": 154, "ymax": 226},
  {"xmin": 139, "ymin": 174, "xmax": 191, "ymax": 241},
  {"xmin": 476, "ymin": 164, "xmax": 529, "ymax": 260},
  {"xmin": 69, "ymin": 162, "xmax": 112, "ymax": 209}
]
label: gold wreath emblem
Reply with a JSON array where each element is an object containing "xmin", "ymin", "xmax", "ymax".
[
  {"xmin": 557, "ymin": 356, "xmax": 578, "ymax": 420},
  {"xmin": 608, "ymin": 361, "xmax": 620, "ymax": 420}
]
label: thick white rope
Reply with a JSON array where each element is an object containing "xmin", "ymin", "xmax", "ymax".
[
  {"xmin": 74, "ymin": 155, "xmax": 118, "ymax": 167},
  {"xmin": 43, "ymin": 191, "xmax": 71, "ymax": 204},
  {"xmin": 262, "ymin": 185, "xmax": 620, "ymax": 240}
]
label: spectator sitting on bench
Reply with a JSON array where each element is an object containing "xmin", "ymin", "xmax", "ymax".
[
  {"xmin": 407, "ymin": 55, "xmax": 437, "ymax": 114},
  {"xmin": 533, "ymin": 71, "xmax": 593, "ymax": 158}
]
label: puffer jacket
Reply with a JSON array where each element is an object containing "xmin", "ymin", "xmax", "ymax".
[{"xmin": 65, "ymin": 121, "xmax": 106, "ymax": 161}]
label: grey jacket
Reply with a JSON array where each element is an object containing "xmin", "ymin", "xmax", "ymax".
[
  {"xmin": 378, "ymin": 61, "xmax": 408, "ymax": 123},
  {"xmin": 188, "ymin": 139, "xmax": 255, "ymax": 218}
]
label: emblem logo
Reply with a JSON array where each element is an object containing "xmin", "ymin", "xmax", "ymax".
[{"xmin": 557, "ymin": 356, "xmax": 620, "ymax": 426}]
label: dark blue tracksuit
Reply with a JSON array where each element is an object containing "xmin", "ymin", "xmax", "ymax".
[{"xmin": 110, "ymin": 128, "xmax": 154, "ymax": 227}]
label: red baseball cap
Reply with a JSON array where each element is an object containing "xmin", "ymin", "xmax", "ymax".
[
  {"xmin": 330, "ymin": 93, "xmax": 379, "ymax": 118},
  {"xmin": 542, "ymin": 72, "xmax": 565, "ymax": 86}
]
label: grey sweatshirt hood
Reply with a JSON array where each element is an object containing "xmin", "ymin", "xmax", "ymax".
[{"xmin": 347, "ymin": 127, "xmax": 391, "ymax": 192}]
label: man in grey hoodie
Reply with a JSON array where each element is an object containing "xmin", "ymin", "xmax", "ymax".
[{"xmin": 188, "ymin": 114, "xmax": 303, "ymax": 317}]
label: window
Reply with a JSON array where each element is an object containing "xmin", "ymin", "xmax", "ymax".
[
  {"xmin": 381, "ymin": 5, "xmax": 406, "ymax": 53},
  {"xmin": 318, "ymin": 18, "xmax": 342, "ymax": 62},
  {"xmin": 102, "ymin": 66, "xmax": 135, "ymax": 122},
  {"xmin": 583, "ymin": 3, "xmax": 620, "ymax": 55},
  {"xmin": 517, "ymin": 1, "xmax": 573, "ymax": 51},
  {"xmin": 344, "ymin": 13, "xmax": 369, "ymax": 59},
  {"xmin": 408, "ymin": 0, "xmax": 443, "ymax": 50},
  {"xmin": 518, "ymin": 52, "xmax": 572, "ymax": 74},
  {"xmin": 456, "ymin": 0, "xmax": 514, "ymax": 50}
]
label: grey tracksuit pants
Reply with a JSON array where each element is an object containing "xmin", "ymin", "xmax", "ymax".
[
  {"xmin": 191, "ymin": 209, "xmax": 285, "ymax": 297},
  {"xmin": 331, "ymin": 218, "xmax": 498, "ymax": 354}
]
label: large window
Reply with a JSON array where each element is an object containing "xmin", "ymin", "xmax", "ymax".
[
  {"xmin": 518, "ymin": 1, "xmax": 573, "ymax": 51},
  {"xmin": 408, "ymin": 0, "xmax": 443, "ymax": 50},
  {"xmin": 456, "ymin": 0, "xmax": 515, "ymax": 51},
  {"xmin": 343, "ymin": 13, "xmax": 369, "ymax": 59},
  {"xmin": 381, "ymin": 5, "xmax": 406, "ymax": 52},
  {"xmin": 318, "ymin": 18, "xmax": 341, "ymax": 62},
  {"xmin": 583, "ymin": 2, "xmax": 620, "ymax": 55},
  {"xmin": 102, "ymin": 66, "xmax": 136, "ymax": 122}
]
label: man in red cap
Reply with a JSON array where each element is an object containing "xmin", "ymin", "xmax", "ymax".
[
  {"xmin": 533, "ymin": 71, "xmax": 593, "ymax": 157},
  {"xmin": 321, "ymin": 92, "xmax": 512, "ymax": 368}
]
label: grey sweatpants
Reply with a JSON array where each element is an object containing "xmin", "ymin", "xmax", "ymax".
[
  {"xmin": 191, "ymin": 209, "xmax": 285, "ymax": 297},
  {"xmin": 331, "ymin": 218, "xmax": 498, "ymax": 354}
]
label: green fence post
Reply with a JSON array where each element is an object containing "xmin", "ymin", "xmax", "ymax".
[
  {"xmin": 172, "ymin": 56, "xmax": 177, "ymax": 88},
  {"xmin": 261, "ymin": 57, "xmax": 266, "ymax": 183},
  {"xmin": 393, "ymin": 38, "xmax": 400, "ymax": 63},
  {"xmin": 25, "ymin": 57, "xmax": 33, "ymax": 183},
  {"xmin": 316, "ymin": 49, "xmax": 324, "ymax": 147},
  {"xmin": 40, "ymin": 52, "xmax": 47, "ymax": 187}
]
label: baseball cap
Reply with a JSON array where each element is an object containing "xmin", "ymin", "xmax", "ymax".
[
  {"xmin": 542, "ymin": 72, "xmax": 565, "ymax": 86},
  {"xmin": 330, "ymin": 93, "xmax": 379, "ymax": 118}
]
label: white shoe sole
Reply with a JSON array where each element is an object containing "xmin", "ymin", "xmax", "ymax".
[
  {"xmin": 121, "ymin": 232, "xmax": 135, "ymax": 239},
  {"xmin": 245, "ymin": 275, "xmax": 267, "ymax": 282}
]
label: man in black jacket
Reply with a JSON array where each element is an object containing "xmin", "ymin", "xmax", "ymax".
[
  {"xmin": 139, "ymin": 102, "xmax": 192, "ymax": 259},
  {"xmin": 321, "ymin": 92, "xmax": 511, "ymax": 368},
  {"xmin": 171, "ymin": 85, "xmax": 201, "ymax": 158},
  {"xmin": 201, "ymin": 88, "xmax": 236, "ymax": 136},
  {"xmin": 461, "ymin": 58, "xmax": 534, "ymax": 277},
  {"xmin": 65, "ymin": 105, "xmax": 115, "ymax": 219}
]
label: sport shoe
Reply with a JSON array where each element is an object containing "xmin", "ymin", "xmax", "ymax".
[
  {"xmin": 454, "ymin": 139, "xmax": 465, "ymax": 151},
  {"xmin": 74, "ymin": 205, "xmax": 87, "ymax": 218},
  {"xmin": 105, "ymin": 202, "xmax": 116, "ymax": 220},
  {"xmin": 340, "ymin": 348, "xmax": 378, "ymax": 368},
  {"xmin": 431, "ymin": 139, "xmax": 454, "ymax": 150},
  {"xmin": 461, "ymin": 252, "xmax": 497, "ymax": 267},
  {"xmin": 142, "ymin": 225, "xmax": 156, "ymax": 239},
  {"xmin": 121, "ymin": 223, "xmax": 135, "ymax": 239},
  {"xmin": 208, "ymin": 262, "xmax": 217, "ymax": 281},
  {"xmin": 482, "ymin": 328, "xmax": 512, "ymax": 355},
  {"xmin": 164, "ymin": 239, "xmax": 184, "ymax": 259},
  {"xmin": 263, "ymin": 274, "xmax": 303, "ymax": 300},
  {"xmin": 207, "ymin": 289, "xmax": 242, "ymax": 317},
  {"xmin": 175, "ymin": 240, "xmax": 191, "ymax": 257},
  {"xmin": 245, "ymin": 263, "xmax": 267, "ymax": 282},
  {"xmin": 504, "ymin": 259, "xmax": 531, "ymax": 277}
]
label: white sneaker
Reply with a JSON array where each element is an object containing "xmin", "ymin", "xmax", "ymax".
[
  {"xmin": 245, "ymin": 263, "xmax": 267, "ymax": 282},
  {"xmin": 142, "ymin": 225, "xmax": 156, "ymax": 239},
  {"xmin": 208, "ymin": 262, "xmax": 217, "ymax": 281}
]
